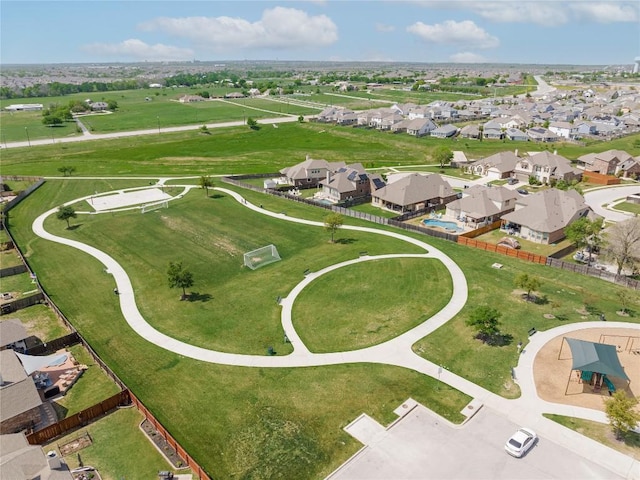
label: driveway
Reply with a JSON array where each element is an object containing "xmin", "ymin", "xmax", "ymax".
[{"xmin": 327, "ymin": 405, "xmax": 621, "ymax": 480}]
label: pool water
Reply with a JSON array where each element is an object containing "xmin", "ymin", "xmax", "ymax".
[{"xmin": 422, "ymin": 219, "xmax": 463, "ymax": 232}]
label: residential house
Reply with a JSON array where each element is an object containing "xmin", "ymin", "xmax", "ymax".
[
  {"xmin": 279, "ymin": 156, "xmax": 346, "ymax": 188},
  {"xmin": 372, "ymin": 173, "xmax": 457, "ymax": 213},
  {"xmin": 0, "ymin": 350, "xmax": 42, "ymax": 434},
  {"xmin": 89, "ymin": 101, "xmax": 109, "ymax": 111},
  {"xmin": 450, "ymin": 151, "xmax": 472, "ymax": 169},
  {"xmin": 446, "ymin": 185, "xmax": 519, "ymax": 228},
  {"xmin": 459, "ymin": 124, "xmax": 481, "ymax": 139},
  {"xmin": 316, "ymin": 106, "xmax": 341, "ymax": 123},
  {"xmin": 179, "ymin": 95, "xmax": 205, "ymax": 103},
  {"xmin": 616, "ymin": 157, "xmax": 640, "ymax": 179},
  {"xmin": 574, "ymin": 122, "xmax": 597, "ymax": 136},
  {"xmin": 548, "ymin": 121, "xmax": 577, "ymax": 139},
  {"xmin": 379, "ymin": 113, "xmax": 404, "ymax": 131},
  {"xmin": 482, "ymin": 120, "xmax": 505, "ymax": 140},
  {"xmin": 501, "ymin": 189, "xmax": 598, "ymax": 244},
  {"xmin": 0, "ymin": 433, "xmax": 73, "ymax": 479},
  {"xmin": 577, "ymin": 149, "xmax": 634, "ymax": 175},
  {"xmin": 460, "ymin": 125, "xmax": 480, "ymax": 139},
  {"xmin": 224, "ymin": 92, "xmax": 245, "ymax": 99},
  {"xmin": 336, "ymin": 109, "xmax": 358, "ymax": 126},
  {"xmin": 515, "ymin": 151, "xmax": 582, "ymax": 184},
  {"xmin": 430, "ymin": 124, "xmax": 458, "ymax": 138},
  {"xmin": 0, "ymin": 318, "xmax": 28, "ymax": 352},
  {"xmin": 319, "ymin": 164, "xmax": 377, "ymax": 203},
  {"xmin": 405, "ymin": 118, "xmax": 437, "ymax": 137},
  {"xmin": 505, "ymin": 128, "xmax": 528, "ymax": 141},
  {"xmin": 527, "ymin": 127, "xmax": 558, "ymax": 142},
  {"xmin": 467, "ymin": 151, "xmax": 519, "ymax": 180}
]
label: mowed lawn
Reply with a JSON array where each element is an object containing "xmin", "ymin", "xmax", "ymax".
[
  {"xmin": 45, "ymin": 187, "xmax": 426, "ymax": 354},
  {"xmin": 295, "ymin": 258, "xmax": 452, "ymax": 352},
  {"xmin": 9, "ymin": 180, "xmax": 471, "ymax": 479}
]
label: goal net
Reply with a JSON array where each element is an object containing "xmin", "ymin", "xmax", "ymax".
[
  {"xmin": 141, "ymin": 200, "xmax": 169, "ymax": 213},
  {"xmin": 244, "ymin": 244, "xmax": 281, "ymax": 270}
]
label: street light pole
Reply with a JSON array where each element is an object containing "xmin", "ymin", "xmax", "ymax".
[{"xmin": 25, "ymin": 126, "xmax": 31, "ymax": 147}]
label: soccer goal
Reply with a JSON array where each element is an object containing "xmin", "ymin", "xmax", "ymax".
[
  {"xmin": 141, "ymin": 200, "xmax": 169, "ymax": 213},
  {"xmin": 244, "ymin": 244, "xmax": 281, "ymax": 270}
]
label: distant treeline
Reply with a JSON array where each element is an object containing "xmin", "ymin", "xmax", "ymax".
[{"xmin": 0, "ymin": 79, "xmax": 146, "ymax": 99}]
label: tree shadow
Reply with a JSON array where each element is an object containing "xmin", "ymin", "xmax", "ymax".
[
  {"xmin": 335, "ymin": 238, "xmax": 356, "ymax": 244},
  {"xmin": 186, "ymin": 292, "xmax": 212, "ymax": 302},
  {"xmin": 533, "ymin": 295, "xmax": 548, "ymax": 305},
  {"xmin": 210, "ymin": 194, "xmax": 225, "ymax": 199},
  {"xmin": 475, "ymin": 332, "xmax": 514, "ymax": 346},
  {"xmin": 67, "ymin": 224, "xmax": 81, "ymax": 231},
  {"xmin": 585, "ymin": 304, "xmax": 603, "ymax": 316}
]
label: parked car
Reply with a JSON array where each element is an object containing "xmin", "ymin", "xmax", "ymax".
[
  {"xmin": 517, "ymin": 189, "xmax": 529, "ymax": 195},
  {"xmin": 505, "ymin": 428, "xmax": 537, "ymax": 457},
  {"xmin": 507, "ymin": 178, "xmax": 518, "ymax": 185}
]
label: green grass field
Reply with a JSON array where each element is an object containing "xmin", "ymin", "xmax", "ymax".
[
  {"xmin": 3, "ymin": 121, "xmax": 638, "ymax": 177},
  {"xmin": 9, "ymin": 180, "xmax": 471, "ymax": 479}
]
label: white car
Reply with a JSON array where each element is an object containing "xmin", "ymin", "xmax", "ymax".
[{"xmin": 505, "ymin": 428, "xmax": 537, "ymax": 457}]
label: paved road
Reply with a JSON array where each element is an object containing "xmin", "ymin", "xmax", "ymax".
[
  {"xmin": 1, "ymin": 115, "xmax": 300, "ymax": 149},
  {"xmin": 31, "ymin": 184, "xmax": 640, "ymax": 479},
  {"xmin": 584, "ymin": 185, "xmax": 640, "ymax": 222}
]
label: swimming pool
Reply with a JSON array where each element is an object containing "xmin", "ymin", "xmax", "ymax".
[{"xmin": 422, "ymin": 219, "xmax": 463, "ymax": 232}]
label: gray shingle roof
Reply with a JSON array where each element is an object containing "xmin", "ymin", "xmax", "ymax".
[
  {"xmin": 0, "ymin": 318, "xmax": 28, "ymax": 347},
  {"xmin": 373, "ymin": 173, "xmax": 453, "ymax": 207},
  {"xmin": 0, "ymin": 350, "xmax": 42, "ymax": 422},
  {"xmin": 501, "ymin": 189, "xmax": 592, "ymax": 233}
]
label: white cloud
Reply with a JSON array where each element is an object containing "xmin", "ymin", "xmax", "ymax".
[
  {"xmin": 569, "ymin": 2, "xmax": 638, "ymax": 23},
  {"xmin": 407, "ymin": 20, "xmax": 499, "ymax": 48},
  {"xmin": 450, "ymin": 52, "xmax": 487, "ymax": 63},
  {"xmin": 419, "ymin": 1, "xmax": 638, "ymax": 26},
  {"xmin": 81, "ymin": 39, "xmax": 194, "ymax": 61},
  {"xmin": 139, "ymin": 7, "xmax": 338, "ymax": 51},
  {"xmin": 375, "ymin": 23, "xmax": 396, "ymax": 33}
]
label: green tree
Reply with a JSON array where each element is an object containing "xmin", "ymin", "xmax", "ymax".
[
  {"xmin": 298, "ymin": 115, "xmax": 304, "ymax": 123},
  {"xmin": 167, "ymin": 261, "xmax": 194, "ymax": 300},
  {"xmin": 57, "ymin": 166, "xmax": 76, "ymax": 177},
  {"xmin": 433, "ymin": 145, "xmax": 454, "ymax": 168},
  {"xmin": 56, "ymin": 205, "xmax": 77, "ymax": 229},
  {"xmin": 107, "ymin": 99, "xmax": 118, "ymax": 110},
  {"xmin": 565, "ymin": 217, "xmax": 603, "ymax": 265},
  {"xmin": 605, "ymin": 391, "xmax": 640, "ymax": 440},
  {"xmin": 199, "ymin": 175, "xmax": 214, "ymax": 197},
  {"xmin": 324, "ymin": 212, "xmax": 344, "ymax": 243},
  {"xmin": 602, "ymin": 217, "xmax": 640, "ymax": 275},
  {"xmin": 514, "ymin": 273, "xmax": 541, "ymax": 302},
  {"xmin": 42, "ymin": 115, "xmax": 63, "ymax": 126},
  {"xmin": 466, "ymin": 305, "xmax": 501, "ymax": 339},
  {"xmin": 247, "ymin": 117, "xmax": 258, "ymax": 129}
]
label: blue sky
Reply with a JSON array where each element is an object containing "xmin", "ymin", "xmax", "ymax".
[{"xmin": 2, "ymin": 1, "xmax": 639, "ymax": 65}]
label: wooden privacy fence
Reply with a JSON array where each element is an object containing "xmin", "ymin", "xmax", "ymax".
[
  {"xmin": 583, "ymin": 172, "xmax": 620, "ymax": 185},
  {"xmin": 129, "ymin": 392, "xmax": 212, "ymax": 480},
  {"xmin": 1, "ymin": 292, "xmax": 45, "ymax": 315},
  {"xmin": 457, "ymin": 236, "xmax": 548, "ymax": 264},
  {"xmin": 25, "ymin": 332, "xmax": 81, "ymax": 355},
  {"xmin": 0, "ymin": 263, "xmax": 28, "ymax": 277},
  {"xmin": 26, "ymin": 390, "xmax": 131, "ymax": 445}
]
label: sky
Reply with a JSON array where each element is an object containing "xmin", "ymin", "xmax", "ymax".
[{"xmin": 2, "ymin": 0, "xmax": 640, "ymax": 66}]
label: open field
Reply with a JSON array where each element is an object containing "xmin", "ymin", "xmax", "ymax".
[{"xmin": 3, "ymin": 121, "xmax": 639, "ymax": 177}]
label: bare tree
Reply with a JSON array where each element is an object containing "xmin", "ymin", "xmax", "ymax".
[{"xmin": 602, "ymin": 217, "xmax": 640, "ymax": 275}]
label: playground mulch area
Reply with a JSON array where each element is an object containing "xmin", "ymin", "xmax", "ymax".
[{"xmin": 533, "ymin": 327, "xmax": 640, "ymax": 412}]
